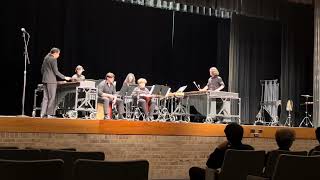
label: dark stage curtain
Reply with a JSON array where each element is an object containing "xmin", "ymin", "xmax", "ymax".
[
  {"xmin": 172, "ymin": 12, "xmax": 230, "ymax": 91},
  {"xmin": 280, "ymin": 3, "xmax": 314, "ymax": 126},
  {"xmin": 0, "ymin": 0, "xmax": 67, "ymax": 115},
  {"xmin": 158, "ymin": 0, "xmax": 282, "ymax": 19},
  {"xmin": 240, "ymin": 0, "xmax": 282, "ymax": 19},
  {"xmin": 315, "ymin": 0, "xmax": 320, "ymax": 127},
  {"xmin": 64, "ymin": 2, "xmax": 173, "ymax": 86},
  {"xmin": 229, "ymin": 14, "xmax": 282, "ymax": 124}
]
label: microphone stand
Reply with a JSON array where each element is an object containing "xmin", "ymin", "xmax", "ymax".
[{"xmin": 21, "ymin": 30, "xmax": 30, "ymax": 116}]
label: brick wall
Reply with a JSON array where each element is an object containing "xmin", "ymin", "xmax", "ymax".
[{"xmin": 0, "ymin": 132, "xmax": 317, "ymax": 179}]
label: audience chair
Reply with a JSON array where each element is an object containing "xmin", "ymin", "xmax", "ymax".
[
  {"xmin": 247, "ymin": 154, "xmax": 320, "ymax": 180},
  {"xmin": 0, "ymin": 149, "xmax": 42, "ymax": 160},
  {"xmin": 0, "ymin": 147, "xmax": 19, "ymax": 149},
  {"xmin": 47, "ymin": 150, "xmax": 105, "ymax": 180},
  {"xmin": 205, "ymin": 150, "xmax": 265, "ymax": 180},
  {"xmin": 263, "ymin": 150, "xmax": 307, "ymax": 178},
  {"xmin": 0, "ymin": 159, "xmax": 64, "ymax": 180},
  {"xmin": 310, "ymin": 150, "xmax": 320, "ymax": 156},
  {"xmin": 74, "ymin": 159, "xmax": 149, "ymax": 180}
]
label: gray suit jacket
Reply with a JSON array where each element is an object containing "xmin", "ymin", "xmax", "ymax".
[{"xmin": 41, "ymin": 54, "xmax": 65, "ymax": 83}]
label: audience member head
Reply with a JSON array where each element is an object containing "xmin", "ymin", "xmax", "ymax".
[
  {"xmin": 315, "ymin": 127, "xmax": 320, "ymax": 144},
  {"xmin": 224, "ymin": 123, "xmax": 244, "ymax": 145},
  {"xmin": 124, "ymin": 73, "xmax": 136, "ymax": 85},
  {"xmin": 137, "ymin": 78, "xmax": 147, "ymax": 88},
  {"xmin": 275, "ymin": 128, "xmax": 296, "ymax": 150}
]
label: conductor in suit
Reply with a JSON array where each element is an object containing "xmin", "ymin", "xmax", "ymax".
[{"xmin": 41, "ymin": 48, "xmax": 71, "ymax": 118}]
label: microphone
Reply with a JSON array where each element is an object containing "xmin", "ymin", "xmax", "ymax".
[
  {"xmin": 193, "ymin": 81, "xmax": 201, "ymax": 90},
  {"xmin": 21, "ymin": 28, "xmax": 30, "ymax": 36}
]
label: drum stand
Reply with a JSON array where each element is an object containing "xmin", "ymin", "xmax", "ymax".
[
  {"xmin": 284, "ymin": 100, "xmax": 293, "ymax": 127},
  {"xmin": 299, "ymin": 95, "xmax": 313, "ymax": 127},
  {"xmin": 156, "ymin": 98, "xmax": 170, "ymax": 122},
  {"xmin": 284, "ymin": 111, "xmax": 292, "ymax": 127},
  {"xmin": 171, "ymin": 97, "xmax": 190, "ymax": 122},
  {"xmin": 132, "ymin": 96, "xmax": 145, "ymax": 121}
]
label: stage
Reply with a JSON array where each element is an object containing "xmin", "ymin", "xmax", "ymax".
[
  {"xmin": 0, "ymin": 116, "xmax": 315, "ymax": 139},
  {"xmin": 0, "ymin": 116, "xmax": 317, "ymax": 179}
]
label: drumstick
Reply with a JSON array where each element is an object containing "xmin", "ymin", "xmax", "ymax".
[{"xmin": 193, "ymin": 81, "xmax": 201, "ymax": 91}]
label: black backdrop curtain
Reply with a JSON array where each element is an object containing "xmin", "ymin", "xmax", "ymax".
[
  {"xmin": 162, "ymin": 0, "xmax": 282, "ymax": 19},
  {"xmin": 64, "ymin": 2, "xmax": 173, "ymax": 85},
  {"xmin": 0, "ymin": 1, "xmax": 230, "ymax": 115},
  {"xmin": 229, "ymin": 3, "xmax": 314, "ymax": 124},
  {"xmin": 173, "ymin": 12, "xmax": 230, "ymax": 91},
  {"xmin": 229, "ymin": 14, "xmax": 282, "ymax": 124},
  {"xmin": 280, "ymin": 3, "xmax": 314, "ymax": 126}
]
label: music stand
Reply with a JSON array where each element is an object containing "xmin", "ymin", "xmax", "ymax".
[
  {"xmin": 121, "ymin": 84, "xmax": 138, "ymax": 120},
  {"xmin": 118, "ymin": 85, "xmax": 128, "ymax": 97},
  {"xmin": 127, "ymin": 85, "xmax": 138, "ymax": 96},
  {"xmin": 146, "ymin": 85, "xmax": 153, "ymax": 91},
  {"xmin": 160, "ymin": 86, "xmax": 171, "ymax": 97},
  {"xmin": 156, "ymin": 85, "xmax": 171, "ymax": 122},
  {"xmin": 176, "ymin": 85, "xmax": 187, "ymax": 93},
  {"xmin": 119, "ymin": 84, "xmax": 137, "ymax": 97},
  {"xmin": 151, "ymin": 85, "xmax": 162, "ymax": 95}
]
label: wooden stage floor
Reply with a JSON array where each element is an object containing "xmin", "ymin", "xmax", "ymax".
[{"xmin": 0, "ymin": 116, "xmax": 315, "ymax": 139}]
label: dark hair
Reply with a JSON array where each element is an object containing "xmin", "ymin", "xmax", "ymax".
[
  {"xmin": 275, "ymin": 128, "xmax": 295, "ymax": 150},
  {"xmin": 50, "ymin": 47, "xmax": 60, "ymax": 54},
  {"xmin": 224, "ymin": 123, "xmax": 243, "ymax": 144},
  {"xmin": 316, "ymin": 127, "xmax": 320, "ymax": 143},
  {"xmin": 123, "ymin": 73, "xmax": 136, "ymax": 85}
]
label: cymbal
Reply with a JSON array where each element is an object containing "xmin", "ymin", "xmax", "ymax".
[
  {"xmin": 301, "ymin": 95, "xmax": 312, "ymax": 98},
  {"xmin": 300, "ymin": 102, "xmax": 314, "ymax": 105}
]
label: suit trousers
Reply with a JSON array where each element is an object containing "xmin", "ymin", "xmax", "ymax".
[{"xmin": 41, "ymin": 83, "xmax": 57, "ymax": 116}]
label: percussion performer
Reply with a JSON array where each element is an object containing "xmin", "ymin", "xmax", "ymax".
[
  {"xmin": 132, "ymin": 78, "xmax": 156, "ymax": 120},
  {"xmin": 98, "ymin": 72, "xmax": 125, "ymax": 119},
  {"xmin": 40, "ymin": 48, "xmax": 71, "ymax": 118},
  {"xmin": 71, "ymin": 65, "xmax": 85, "ymax": 82},
  {"xmin": 120, "ymin": 73, "xmax": 136, "ymax": 96},
  {"xmin": 200, "ymin": 67, "xmax": 225, "ymax": 92}
]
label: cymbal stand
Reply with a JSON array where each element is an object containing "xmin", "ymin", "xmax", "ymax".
[{"xmin": 299, "ymin": 96, "xmax": 313, "ymax": 127}]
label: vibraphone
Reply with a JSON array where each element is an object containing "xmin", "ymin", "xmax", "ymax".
[
  {"xmin": 184, "ymin": 91, "xmax": 241, "ymax": 123},
  {"xmin": 33, "ymin": 81, "xmax": 98, "ymax": 119}
]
